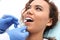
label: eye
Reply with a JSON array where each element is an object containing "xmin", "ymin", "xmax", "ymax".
[{"xmin": 35, "ymin": 7, "xmax": 42, "ymax": 11}]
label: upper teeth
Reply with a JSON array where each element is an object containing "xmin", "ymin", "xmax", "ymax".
[
  {"xmin": 25, "ymin": 18, "xmax": 32, "ymax": 20},
  {"xmin": 24, "ymin": 18, "xmax": 32, "ymax": 22}
]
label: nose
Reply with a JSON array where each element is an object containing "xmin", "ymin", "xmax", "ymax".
[
  {"xmin": 26, "ymin": 9, "xmax": 33, "ymax": 15},
  {"xmin": 26, "ymin": 11, "xmax": 33, "ymax": 15},
  {"xmin": 22, "ymin": 8, "xmax": 34, "ymax": 17}
]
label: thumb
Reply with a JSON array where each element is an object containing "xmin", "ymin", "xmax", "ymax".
[
  {"xmin": 14, "ymin": 22, "xmax": 19, "ymax": 28},
  {"xmin": 13, "ymin": 21, "xmax": 19, "ymax": 28},
  {"xmin": 19, "ymin": 26, "xmax": 27, "ymax": 32}
]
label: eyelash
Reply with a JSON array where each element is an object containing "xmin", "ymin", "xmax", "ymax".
[
  {"xmin": 26, "ymin": 6, "xmax": 42, "ymax": 11},
  {"xmin": 35, "ymin": 7, "xmax": 42, "ymax": 11}
]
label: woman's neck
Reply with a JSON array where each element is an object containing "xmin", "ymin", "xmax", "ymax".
[{"xmin": 26, "ymin": 32, "xmax": 44, "ymax": 40}]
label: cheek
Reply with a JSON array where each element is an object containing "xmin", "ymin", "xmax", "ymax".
[
  {"xmin": 37, "ymin": 11, "xmax": 49, "ymax": 22},
  {"xmin": 27, "ymin": 25, "xmax": 44, "ymax": 33},
  {"xmin": 34, "ymin": 12, "xmax": 49, "ymax": 29}
]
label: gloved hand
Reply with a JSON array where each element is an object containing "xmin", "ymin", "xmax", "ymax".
[
  {"xmin": 7, "ymin": 26, "xmax": 29, "ymax": 40},
  {"xmin": 0, "ymin": 15, "xmax": 19, "ymax": 33}
]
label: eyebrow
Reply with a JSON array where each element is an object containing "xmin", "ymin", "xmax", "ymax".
[{"xmin": 35, "ymin": 5, "xmax": 43, "ymax": 9}]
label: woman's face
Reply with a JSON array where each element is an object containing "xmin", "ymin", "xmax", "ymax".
[{"xmin": 22, "ymin": 0, "xmax": 52, "ymax": 33}]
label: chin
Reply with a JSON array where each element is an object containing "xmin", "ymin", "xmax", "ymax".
[
  {"xmin": 26, "ymin": 26, "xmax": 33, "ymax": 33},
  {"xmin": 27, "ymin": 27, "xmax": 36, "ymax": 34}
]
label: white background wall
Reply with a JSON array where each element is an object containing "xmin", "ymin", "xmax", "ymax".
[{"xmin": 0, "ymin": 0, "xmax": 28, "ymax": 19}]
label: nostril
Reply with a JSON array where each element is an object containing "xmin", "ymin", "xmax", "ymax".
[{"xmin": 27, "ymin": 11, "xmax": 33, "ymax": 15}]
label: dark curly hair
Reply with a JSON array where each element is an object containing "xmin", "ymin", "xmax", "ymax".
[{"xmin": 44, "ymin": 0, "xmax": 58, "ymax": 35}]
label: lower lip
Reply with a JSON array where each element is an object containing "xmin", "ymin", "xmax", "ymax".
[{"xmin": 24, "ymin": 22, "xmax": 32, "ymax": 25}]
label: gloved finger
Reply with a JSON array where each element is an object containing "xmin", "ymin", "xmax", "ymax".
[
  {"xmin": 13, "ymin": 19, "xmax": 19, "ymax": 28},
  {"xmin": 19, "ymin": 26, "xmax": 27, "ymax": 31},
  {"xmin": 2, "ymin": 18, "xmax": 13, "ymax": 23},
  {"xmin": 2, "ymin": 15, "xmax": 13, "ymax": 18},
  {"xmin": 13, "ymin": 19, "xmax": 19, "ymax": 25},
  {"xmin": 14, "ymin": 24, "xmax": 17, "ymax": 28},
  {"xmin": 2, "ymin": 15, "xmax": 19, "ymax": 25},
  {"xmin": 14, "ymin": 22, "xmax": 19, "ymax": 28},
  {"xmin": 2, "ymin": 15, "xmax": 18, "ymax": 21},
  {"xmin": 15, "ymin": 26, "xmax": 27, "ymax": 31}
]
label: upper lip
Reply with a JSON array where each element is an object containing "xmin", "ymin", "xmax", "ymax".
[{"xmin": 24, "ymin": 15, "xmax": 33, "ymax": 19}]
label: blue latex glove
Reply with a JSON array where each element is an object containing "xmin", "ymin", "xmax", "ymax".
[
  {"xmin": 8, "ymin": 26, "xmax": 29, "ymax": 40},
  {"xmin": 0, "ymin": 15, "xmax": 19, "ymax": 33}
]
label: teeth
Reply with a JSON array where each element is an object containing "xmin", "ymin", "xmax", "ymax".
[
  {"xmin": 25, "ymin": 18, "xmax": 32, "ymax": 20},
  {"xmin": 24, "ymin": 18, "xmax": 32, "ymax": 22}
]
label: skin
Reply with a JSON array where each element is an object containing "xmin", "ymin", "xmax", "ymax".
[{"xmin": 22, "ymin": 0, "xmax": 52, "ymax": 40}]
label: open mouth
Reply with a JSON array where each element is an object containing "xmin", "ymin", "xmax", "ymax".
[{"xmin": 24, "ymin": 18, "xmax": 34, "ymax": 22}]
